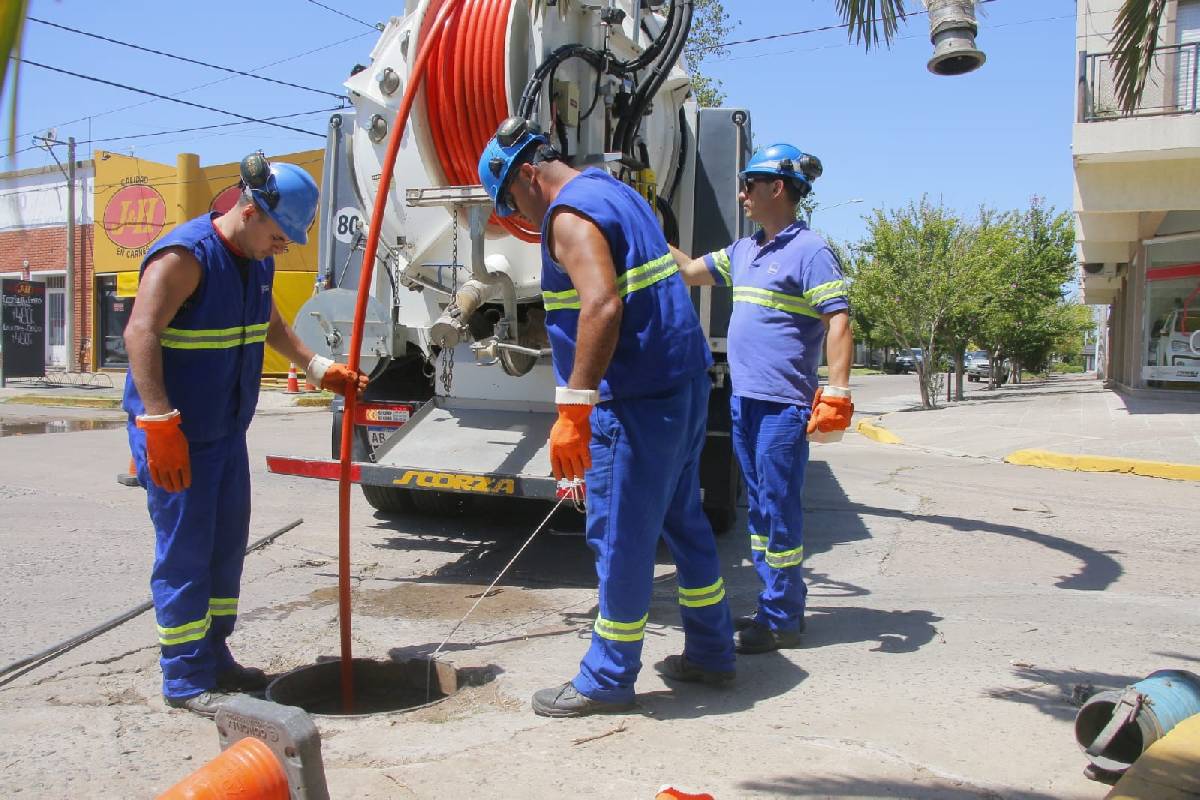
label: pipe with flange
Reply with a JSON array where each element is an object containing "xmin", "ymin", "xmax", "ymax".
[
  {"xmin": 923, "ymin": 0, "xmax": 986, "ymax": 76},
  {"xmin": 1074, "ymin": 668, "xmax": 1200, "ymax": 776},
  {"xmin": 430, "ymin": 254, "xmax": 519, "ymax": 350}
]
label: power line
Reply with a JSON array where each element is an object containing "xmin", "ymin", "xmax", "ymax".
[
  {"xmin": 14, "ymin": 30, "xmax": 373, "ymax": 143},
  {"xmin": 27, "ymin": 16, "xmax": 346, "ymax": 100},
  {"xmin": 17, "ymin": 58, "xmax": 326, "ymax": 139},
  {"xmin": 82, "ymin": 107, "xmax": 342, "ymax": 145},
  {"xmin": 303, "ymin": 0, "xmax": 382, "ymax": 31}
]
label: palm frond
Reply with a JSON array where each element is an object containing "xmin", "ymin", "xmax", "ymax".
[
  {"xmin": 1109, "ymin": 0, "xmax": 1169, "ymax": 113},
  {"xmin": 835, "ymin": 0, "xmax": 909, "ymax": 50},
  {"xmin": 1, "ymin": 0, "xmax": 30, "ymax": 158}
]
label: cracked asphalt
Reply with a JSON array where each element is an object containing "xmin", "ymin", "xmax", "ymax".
[{"xmin": 0, "ymin": 375, "xmax": 1197, "ymax": 798}]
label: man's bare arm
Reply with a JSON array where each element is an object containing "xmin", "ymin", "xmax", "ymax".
[
  {"xmin": 823, "ymin": 309, "xmax": 853, "ymax": 389},
  {"xmin": 550, "ymin": 209, "xmax": 623, "ymax": 390},
  {"xmin": 669, "ymin": 245, "xmax": 717, "ymax": 287},
  {"xmin": 123, "ymin": 249, "xmax": 202, "ymax": 416}
]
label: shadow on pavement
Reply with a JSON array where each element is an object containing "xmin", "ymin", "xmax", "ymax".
[
  {"xmin": 985, "ymin": 665, "xmax": 1144, "ymax": 722},
  {"xmin": 835, "ymin": 501, "xmax": 1122, "ymax": 591},
  {"xmin": 802, "ymin": 605, "xmax": 943, "ymax": 654},
  {"xmin": 737, "ymin": 775, "xmax": 1061, "ymax": 799},
  {"xmin": 639, "ymin": 650, "xmax": 808, "ymax": 720}
]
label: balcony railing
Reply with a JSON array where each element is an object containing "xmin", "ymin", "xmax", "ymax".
[{"xmin": 1079, "ymin": 42, "xmax": 1200, "ymax": 122}]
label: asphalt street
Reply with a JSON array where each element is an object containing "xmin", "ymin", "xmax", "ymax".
[{"xmin": 0, "ymin": 374, "xmax": 1196, "ymax": 799}]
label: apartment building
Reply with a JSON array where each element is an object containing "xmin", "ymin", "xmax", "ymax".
[{"xmin": 1075, "ymin": 0, "xmax": 1200, "ymax": 392}]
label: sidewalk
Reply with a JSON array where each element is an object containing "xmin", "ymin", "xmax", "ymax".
[
  {"xmin": 0, "ymin": 373, "xmax": 331, "ymax": 413},
  {"xmin": 857, "ymin": 373, "xmax": 1200, "ymax": 480}
]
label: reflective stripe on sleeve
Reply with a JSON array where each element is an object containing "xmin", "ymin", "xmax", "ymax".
[
  {"xmin": 677, "ymin": 578, "xmax": 726, "ymax": 608},
  {"xmin": 593, "ymin": 613, "xmax": 649, "ymax": 642},
  {"xmin": 805, "ymin": 279, "xmax": 848, "ymax": 307},
  {"xmin": 709, "ymin": 251, "xmax": 733, "ymax": 285}
]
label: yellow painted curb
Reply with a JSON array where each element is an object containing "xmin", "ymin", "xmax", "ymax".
[
  {"xmin": 294, "ymin": 394, "xmax": 333, "ymax": 408},
  {"xmin": 1004, "ymin": 449, "xmax": 1200, "ymax": 482},
  {"xmin": 2, "ymin": 395, "xmax": 123, "ymax": 410},
  {"xmin": 856, "ymin": 418, "xmax": 903, "ymax": 445}
]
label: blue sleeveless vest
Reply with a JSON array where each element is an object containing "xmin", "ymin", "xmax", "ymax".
[
  {"xmin": 540, "ymin": 169, "xmax": 711, "ymax": 401},
  {"xmin": 123, "ymin": 214, "xmax": 274, "ymax": 442}
]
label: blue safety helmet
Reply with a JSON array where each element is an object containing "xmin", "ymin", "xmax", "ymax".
[
  {"xmin": 239, "ymin": 153, "xmax": 320, "ymax": 245},
  {"xmin": 477, "ymin": 117, "xmax": 549, "ymax": 218},
  {"xmin": 741, "ymin": 143, "xmax": 823, "ymax": 195}
]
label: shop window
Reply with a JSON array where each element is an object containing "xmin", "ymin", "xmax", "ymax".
[{"xmin": 1143, "ymin": 262, "xmax": 1200, "ymax": 386}]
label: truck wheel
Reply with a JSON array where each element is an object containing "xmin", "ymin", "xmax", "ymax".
[
  {"xmin": 411, "ymin": 490, "xmax": 473, "ymax": 516},
  {"xmin": 361, "ymin": 483, "xmax": 416, "ymax": 514}
]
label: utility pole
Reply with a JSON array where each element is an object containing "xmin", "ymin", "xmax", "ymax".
[{"xmin": 66, "ymin": 137, "xmax": 76, "ymax": 372}]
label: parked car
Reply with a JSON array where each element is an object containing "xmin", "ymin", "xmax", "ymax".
[
  {"xmin": 1149, "ymin": 308, "xmax": 1200, "ymax": 367},
  {"xmin": 966, "ymin": 350, "xmax": 1009, "ymax": 383},
  {"xmin": 886, "ymin": 348, "xmax": 920, "ymax": 374}
]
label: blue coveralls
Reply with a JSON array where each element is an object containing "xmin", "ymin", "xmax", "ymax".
[
  {"xmin": 542, "ymin": 169, "xmax": 735, "ymax": 704},
  {"xmin": 703, "ymin": 221, "xmax": 849, "ymax": 634},
  {"xmin": 123, "ymin": 214, "xmax": 273, "ymax": 700}
]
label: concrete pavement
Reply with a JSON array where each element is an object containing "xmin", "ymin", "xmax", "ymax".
[{"xmin": 851, "ymin": 373, "xmax": 1200, "ymax": 481}]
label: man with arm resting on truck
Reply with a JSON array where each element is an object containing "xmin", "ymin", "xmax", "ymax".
[
  {"xmin": 479, "ymin": 117, "xmax": 735, "ymax": 717},
  {"xmin": 671, "ymin": 143, "xmax": 854, "ymax": 654},
  {"xmin": 123, "ymin": 154, "xmax": 368, "ymax": 718}
]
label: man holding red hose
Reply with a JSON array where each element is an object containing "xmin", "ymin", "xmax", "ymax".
[
  {"xmin": 479, "ymin": 118, "xmax": 736, "ymax": 718},
  {"xmin": 123, "ymin": 153, "xmax": 367, "ymax": 718}
]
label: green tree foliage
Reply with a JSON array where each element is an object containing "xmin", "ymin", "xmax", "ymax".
[
  {"xmin": 683, "ymin": 0, "xmax": 736, "ymax": 107},
  {"xmin": 1, "ymin": 0, "xmax": 29, "ymax": 155}
]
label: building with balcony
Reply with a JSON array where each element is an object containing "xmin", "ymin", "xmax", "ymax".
[{"xmin": 1075, "ymin": 0, "xmax": 1200, "ymax": 392}]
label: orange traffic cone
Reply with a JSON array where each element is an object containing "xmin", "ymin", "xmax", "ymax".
[
  {"xmin": 157, "ymin": 737, "xmax": 288, "ymax": 800},
  {"xmin": 285, "ymin": 363, "xmax": 301, "ymax": 394}
]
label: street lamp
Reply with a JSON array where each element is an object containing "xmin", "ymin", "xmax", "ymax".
[{"xmin": 807, "ymin": 197, "xmax": 864, "ymax": 225}]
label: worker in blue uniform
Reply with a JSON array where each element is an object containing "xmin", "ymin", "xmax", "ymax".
[
  {"xmin": 672, "ymin": 143, "xmax": 855, "ymax": 654},
  {"xmin": 123, "ymin": 154, "xmax": 368, "ymax": 718},
  {"xmin": 479, "ymin": 118, "xmax": 736, "ymax": 717}
]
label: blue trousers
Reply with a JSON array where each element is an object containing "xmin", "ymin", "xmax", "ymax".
[
  {"xmin": 572, "ymin": 372, "xmax": 735, "ymax": 704},
  {"xmin": 128, "ymin": 426, "xmax": 252, "ymax": 699},
  {"xmin": 730, "ymin": 396, "xmax": 809, "ymax": 633}
]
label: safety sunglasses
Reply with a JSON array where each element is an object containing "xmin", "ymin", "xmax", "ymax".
[{"xmin": 740, "ymin": 175, "xmax": 779, "ymax": 193}]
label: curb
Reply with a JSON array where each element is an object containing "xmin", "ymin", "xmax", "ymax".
[
  {"xmin": 294, "ymin": 394, "xmax": 333, "ymax": 408},
  {"xmin": 1004, "ymin": 449, "xmax": 1200, "ymax": 482},
  {"xmin": 856, "ymin": 417, "xmax": 903, "ymax": 445},
  {"xmin": 2, "ymin": 395, "xmax": 123, "ymax": 410}
]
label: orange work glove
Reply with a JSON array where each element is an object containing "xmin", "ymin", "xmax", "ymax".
[
  {"xmin": 307, "ymin": 355, "xmax": 369, "ymax": 398},
  {"xmin": 550, "ymin": 388, "xmax": 597, "ymax": 481},
  {"xmin": 806, "ymin": 386, "xmax": 854, "ymax": 434},
  {"xmin": 136, "ymin": 410, "xmax": 191, "ymax": 493}
]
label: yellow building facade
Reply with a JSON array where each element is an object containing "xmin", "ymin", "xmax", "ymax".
[{"xmin": 92, "ymin": 148, "xmax": 324, "ymax": 375}]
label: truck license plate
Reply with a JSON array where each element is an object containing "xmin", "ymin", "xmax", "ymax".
[{"xmin": 368, "ymin": 427, "xmax": 392, "ymax": 449}]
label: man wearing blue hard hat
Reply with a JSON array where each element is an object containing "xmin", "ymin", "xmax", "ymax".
[
  {"xmin": 672, "ymin": 143, "xmax": 854, "ymax": 655},
  {"xmin": 122, "ymin": 153, "xmax": 368, "ymax": 718},
  {"xmin": 479, "ymin": 117, "xmax": 736, "ymax": 717}
]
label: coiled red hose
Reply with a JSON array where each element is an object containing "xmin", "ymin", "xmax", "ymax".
[{"xmin": 423, "ymin": 0, "xmax": 540, "ymax": 242}]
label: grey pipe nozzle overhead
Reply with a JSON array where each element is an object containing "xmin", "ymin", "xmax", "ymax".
[{"xmin": 925, "ymin": 0, "xmax": 986, "ymax": 76}]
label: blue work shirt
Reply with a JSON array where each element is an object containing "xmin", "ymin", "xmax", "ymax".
[{"xmin": 703, "ymin": 220, "xmax": 848, "ymax": 406}]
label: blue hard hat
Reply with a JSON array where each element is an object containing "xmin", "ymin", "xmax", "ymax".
[
  {"xmin": 477, "ymin": 117, "xmax": 549, "ymax": 218},
  {"xmin": 240, "ymin": 155, "xmax": 319, "ymax": 244},
  {"xmin": 742, "ymin": 143, "xmax": 823, "ymax": 190}
]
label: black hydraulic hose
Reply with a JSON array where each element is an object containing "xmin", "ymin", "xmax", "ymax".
[
  {"xmin": 0, "ymin": 518, "xmax": 304, "ymax": 686},
  {"xmin": 613, "ymin": 0, "xmax": 692, "ymax": 158},
  {"xmin": 664, "ymin": 106, "xmax": 688, "ymax": 206},
  {"xmin": 517, "ymin": 45, "xmax": 609, "ymax": 122},
  {"xmin": 613, "ymin": 0, "xmax": 677, "ymax": 73}
]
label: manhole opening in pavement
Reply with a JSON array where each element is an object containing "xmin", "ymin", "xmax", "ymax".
[{"xmin": 266, "ymin": 657, "xmax": 460, "ymax": 716}]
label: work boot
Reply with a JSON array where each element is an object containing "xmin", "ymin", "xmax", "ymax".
[
  {"xmin": 736, "ymin": 621, "xmax": 803, "ymax": 654},
  {"xmin": 163, "ymin": 690, "xmax": 235, "ymax": 719},
  {"xmin": 735, "ymin": 614, "xmax": 806, "ymax": 634},
  {"xmin": 531, "ymin": 682, "xmax": 635, "ymax": 718},
  {"xmin": 215, "ymin": 663, "xmax": 271, "ymax": 693},
  {"xmin": 655, "ymin": 655, "xmax": 735, "ymax": 687}
]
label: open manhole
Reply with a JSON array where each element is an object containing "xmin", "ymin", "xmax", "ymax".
[{"xmin": 266, "ymin": 657, "xmax": 459, "ymax": 716}]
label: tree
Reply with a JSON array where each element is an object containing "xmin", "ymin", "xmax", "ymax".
[
  {"xmin": 683, "ymin": 0, "xmax": 737, "ymax": 107},
  {"xmin": 849, "ymin": 199, "xmax": 976, "ymax": 408}
]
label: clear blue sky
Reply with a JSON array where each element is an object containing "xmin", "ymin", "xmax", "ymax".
[{"xmin": 6, "ymin": 0, "xmax": 1077, "ymax": 246}]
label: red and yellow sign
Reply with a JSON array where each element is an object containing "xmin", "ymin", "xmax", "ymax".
[{"xmin": 101, "ymin": 181, "xmax": 167, "ymax": 253}]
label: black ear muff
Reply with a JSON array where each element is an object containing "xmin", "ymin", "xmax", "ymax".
[
  {"xmin": 496, "ymin": 117, "xmax": 529, "ymax": 148},
  {"xmin": 489, "ymin": 157, "xmax": 505, "ymax": 178},
  {"xmin": 798, "ymin": 154, "xmax": 823, "ymax": 181},
  {"xmin": 239, "ymin": 151, "xmax": 278, "ymax": 209}
]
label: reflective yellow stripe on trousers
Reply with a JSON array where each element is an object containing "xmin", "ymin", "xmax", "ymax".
[
  {"xmin": 678, "ymin": 578, "xmax": 726, "ymax": 608},
  {"xmin": 209, "ymin": 597, "xmax": 239, "ymax": 617},
  {"xmin": 594, "ymin": 613, "xmax": 649, "ymax": 642},
  {"xmin": 764, "ymin": 546, "xmax": 805, "ymax": 569},
  {"xmin": 160, "ymin": 322, "xmax": 270, "ymax": 350},
  {"xmin": 158, "ymin": 613, "xmax": 211, "ymax": 647},
  {"xmin": 543, "ymin": 254, "xmax": 680, "ymax": 311}
]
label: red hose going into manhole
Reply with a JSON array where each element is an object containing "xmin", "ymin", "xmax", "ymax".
[{"xmin": 336, "ymin": 0, "xmax": 463, "ymax": 713}]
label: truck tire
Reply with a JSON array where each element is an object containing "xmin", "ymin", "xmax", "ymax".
[{"xmin": 411, "ymin": 489, "xmax": 473, "ymax": 516}]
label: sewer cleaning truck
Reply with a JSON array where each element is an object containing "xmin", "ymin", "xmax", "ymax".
[{"xmin": 267, "ymin": 0, "xmax": 755, "ymax": 529}]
